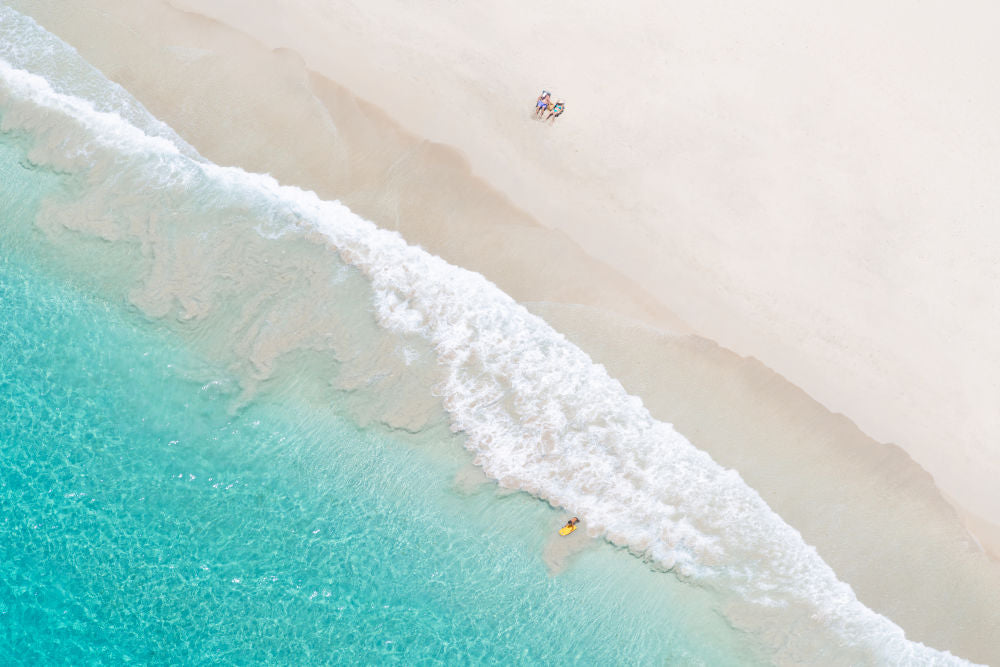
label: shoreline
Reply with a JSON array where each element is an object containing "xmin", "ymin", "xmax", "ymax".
[
  {"xmin": 141, "ymin": 0, "xmax": 998, "ymax": 561},
  {"xmin": 7, "ymin": 0, "xmax": 1000, "ymax": 662},
  {"xmin": 162, "ymin": 0, "xmax": 1000, "ymax": 551}
]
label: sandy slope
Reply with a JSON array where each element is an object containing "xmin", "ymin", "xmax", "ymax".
[
  {"xmin": 7, "ymin": 0, "xmax": 1000, "ymax": 661},
  {"xmin": 163, "ymin": 0, "xmax": 1000, "ymax": 552}
]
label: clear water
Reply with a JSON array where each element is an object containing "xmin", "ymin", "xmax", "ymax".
[
  {"xmin": 0, "ymin": 5, "xmax": 973, "ymax": 664},
  {"xmin": 0, "ymin": 138, "xmax": 746, "ymax": 664}
]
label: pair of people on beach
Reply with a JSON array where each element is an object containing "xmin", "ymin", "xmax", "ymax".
[{"xmin": 534, "ymin": 90, "xmax": 565, "ymax": 122}]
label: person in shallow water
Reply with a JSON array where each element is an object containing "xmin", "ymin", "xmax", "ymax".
[
  {"xmin": 535, "ymin": 90, "xmax": 551, "ymax": 117},
  {"xmin": 564, "ymin": 517, "xmax": 579, "ymax": 529}
]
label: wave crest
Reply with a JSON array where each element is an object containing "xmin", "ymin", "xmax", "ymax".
[{"xmin": 0, "ymin": 48, "xmax": 972, "ymax": 665}]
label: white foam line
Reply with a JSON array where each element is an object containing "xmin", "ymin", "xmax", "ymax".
[{"xmin": 0, "ymin": 54, "xmax": 974, "ymax": 665}]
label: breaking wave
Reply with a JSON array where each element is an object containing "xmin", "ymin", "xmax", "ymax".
[{"xmin": 0, "ymin": 11, "xmax": 973, "ymax": 664}]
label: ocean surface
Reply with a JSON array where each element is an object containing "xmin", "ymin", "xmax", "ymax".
[{"xmin": 0, "ymin": 6, "xmax": 973, "ymax": 664}]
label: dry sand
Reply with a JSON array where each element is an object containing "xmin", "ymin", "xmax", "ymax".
[
  {"xmin": 9, "ymin": 0, "xmax": 1000, "ymax": 662},
  {"xmin": 162, "ymin": 0, "xmax": 1000, "ymax": 556}
]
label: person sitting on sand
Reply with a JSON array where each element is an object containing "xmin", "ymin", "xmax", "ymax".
[
  {"xmin": 546, "ymin": 100, "xmax": 565, "ymax": 122},
  {"xmin": 535, "ymin": 91, "xmax": 551, "ymax": 117}
]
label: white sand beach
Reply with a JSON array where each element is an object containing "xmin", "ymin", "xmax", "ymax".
[
  {"xmin": 10, "ymin": 0, "xmax": 1000, "ymax": 661},
  {"xmin": 168, "ymin": 0, "xmax": 1000, "ymax": 552}
]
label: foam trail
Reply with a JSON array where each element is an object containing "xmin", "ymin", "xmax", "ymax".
[
  {"xmin": 0, "ymin": 44, "xmax": 975, "ymax": 666},
  {"xmin": 308, "ymin": 197, "xmax": 966, "ymax": 665},
  {"xmin": 0, "ymin": 5, "xmax": 198, "ymax": 157}
]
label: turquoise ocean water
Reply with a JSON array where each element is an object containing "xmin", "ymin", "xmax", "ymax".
[
  {"xmin": 0, "ymin": 119, "xmax": 741, "ymax": 665},
  {"xmin": 0, "ymin": 243, "xmax": 741, "ymax": 664},
  {"xmin": 0, "ymin": 9, "xmax": 748, "ymax": 664},
  {"xmin": 0, "ymin": 6, "xmax": 973, "ymax": 664}
]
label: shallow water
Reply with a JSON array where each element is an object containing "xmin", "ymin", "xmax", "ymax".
[
  {"xmin": 0, "ymin": 5, "xmax": 975, "ymax": 664},
  {"xmin": 0, "ymin": 253, "xmax": 750, "ymax": 664},
  {"xmin": 0, "ymin": 69, "xmax": 747, "ymax": 661}
]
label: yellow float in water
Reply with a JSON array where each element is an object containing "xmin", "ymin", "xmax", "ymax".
[{"xmin": 558, "ymin": 518, "xmax": 579, "ymax": 536}]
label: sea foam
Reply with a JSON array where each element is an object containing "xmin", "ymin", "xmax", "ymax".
[{"xmin": 0, "ymin": 36, "xmax": 975, "ymax": 665}]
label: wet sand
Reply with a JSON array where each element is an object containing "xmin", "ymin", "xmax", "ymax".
[
  {"xmin": 8, "ymin": 0, "xmax": 1000, "ymax": 662},
  {"xmin": 158, "ymin": 1, "xmax": 1000, "ymax": 554}
]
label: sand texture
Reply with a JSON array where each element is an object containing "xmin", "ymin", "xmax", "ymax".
[
  {"xmin": 162, "ymin": 0, "xmax": 1000, "ymax": 549},
  {"xmin": 8, "ymin": 0, "xmax": 1000, "ymax": 662}
]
